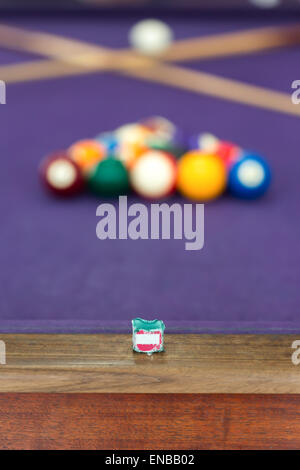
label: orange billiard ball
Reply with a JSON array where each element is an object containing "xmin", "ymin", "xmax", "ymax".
[{"xmin": 68, "ymin": 139, "xmax": 105, "ymax": 175}]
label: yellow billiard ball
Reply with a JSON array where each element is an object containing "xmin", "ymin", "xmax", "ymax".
[{"xmin": 177, "ymin": 151, "xmax": 227, "ymax": 201}]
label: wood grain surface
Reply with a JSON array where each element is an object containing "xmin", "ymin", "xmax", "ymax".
[
  {"xmin": 0, "ymin": 393, "xmax": 300, "ymax": 450},
  {"xmin": 0, "ymin": 334, "xmax": 299, "ymax": 393}
]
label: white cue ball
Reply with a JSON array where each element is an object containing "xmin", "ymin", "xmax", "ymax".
[
  {"xmin": 130, "ymin": 150, "xmax": 177, "ymax": 199},
  {"xmin": 129, "ymin": 19, "xmax": 173, "ymax": 55}
]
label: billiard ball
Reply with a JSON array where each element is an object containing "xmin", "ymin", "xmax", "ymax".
[
  {"xmin": 95, "ymin": 132, "xmax": 119, "ymax": 154},
  {"xmin": 146, "ymin": 136, "xmax": 186, "ymax": 159},
  {"xmin": 130, "ymin": 150, "xmax": 177, "ymax": 199},
  {"xmin": 140, "ymin": 116, "xmax": 176, "ymax": 140},
  {"xmin": 88, "ymin": 158, "xmax": 129, "ymax": 197},
  {"xmin": 128, "ymin": 19, "xmax": 173, "ymax": 55},
  {"xmin": 115, "ymin": 123, "xmax": 151, "ymax": 168},
  {"xmin": 177, "ymin": 151, "xmax": 227, "ymax": 201},
  {"xmin": 115, "ymin": 123, "xmax": 152, "ymax": 144},
  {"xmin": 40, "ymin": 152, "xmax": 84, "ymax": 196},
  {"xmin": 68, "ymin": 139, "xmax": 105, "ymax": 175},
  {"xmin": 228, "ymin": 153, "xmax": 271, "ymax": 199},
  {"xmin": 118, "ymin": 140, "xmax": 148, "ymax": 169},
  {"xmin": 189, "ymin": 132, "xmax": 219, "ymax": 153},
  {"xmin": 141, "ymin": 117, "xmax": 187, "ymax": 157},
  {"xmin": 215, "ymin": 141, "xmax": 241, "ymax": 168}
]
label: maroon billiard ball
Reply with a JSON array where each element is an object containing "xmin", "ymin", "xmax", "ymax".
[{"xmin": 39, "ymin": 152, "xmax": 84, "ymax": 196}]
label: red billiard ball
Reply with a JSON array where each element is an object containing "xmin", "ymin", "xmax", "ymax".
[
  {"xmin": 130, "ymin": 149, "xmax": 177, "ymax": 199},
  {"xmin": 39, "ymin": 152, "xmax": 84, "ymax": 196},
  {"xmin": 215, "ymin": 141, "xmax": 241, "ymax": 168}
]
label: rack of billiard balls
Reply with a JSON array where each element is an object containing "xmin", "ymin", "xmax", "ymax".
[{"xmin": 39, "ymin": 117, "xmax": 272, "ymax": 201}]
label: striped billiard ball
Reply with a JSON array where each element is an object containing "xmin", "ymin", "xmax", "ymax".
[
  {"xmin": 40, "ymin": 152, "xmax": 84, "ymax": 196},
  {"xmin": 228, "ymin": 153, "xmax": 271, "ymax": 199}
]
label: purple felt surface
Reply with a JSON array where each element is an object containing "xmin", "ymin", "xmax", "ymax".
[{"xmin": 0, "ymin": 15, "xmax": 299, "ymax": 333}]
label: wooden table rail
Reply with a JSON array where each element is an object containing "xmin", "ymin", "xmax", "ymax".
[{"xmin": 0, "ymin": 334, "xmax": 299, "ymax": 393}]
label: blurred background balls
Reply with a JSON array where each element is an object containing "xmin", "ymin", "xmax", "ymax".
[
  {"xmin": 215, "ymin": 141, "xmax": 241, "ymax": 168},
  {"xmin": 88, "ymin": 158, "xmax": 129, "ymax": 196},
  {"xmin": 114, "ymin": 123, "xmax": 150, "ymax": 168},
  {"xmin": 129, "ymin": 19, "xmax": 173, "ymax": 55},
  {"xmin": 39, "ymin": 116, "xmax": 271, "ymax": 202},
  {"xmin": 228, "ymin": 153, "xmax": 271, "ymax": 199},
  {"xmin": 95, "ymin": 132, "xmax": 119, "ymax": 154},
  {"xmin": 189, "ymin": 132, "xmax": 219, "ymax": 152},
  {"xmin": 130, "ymin": 149, "xmax": 177, "ymax": 199},
  {"xmin": 68, "ymin": 139, "xmax": 105, "ymax": 175},
  {"xmin": 115, "ymin": 123, "xmax": 151, "ymax": 143},
  {"xmin": 40, "ymin": 152, "xmax": 84, "ymax": 196},
  {"xmin": 146, "ymin": 133, "xmax": 187, "ymax": 159},
  {"xmin": 177, "ymin": 151, "xmax": 227, "ymax": 201},
  {"xmin": 140, "ymin": 116, "xmax": 176, "ymax": 140}
]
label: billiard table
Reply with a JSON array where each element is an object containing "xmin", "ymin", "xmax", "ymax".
[{"xmin": 1, "ymin": 5, "xmax": 300, "ymax": 450}]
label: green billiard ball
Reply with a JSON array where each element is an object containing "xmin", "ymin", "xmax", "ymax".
[
  {"xmin": 147, "ymin": 137, "xmax": 186, "ymax": 159},
  {"xmin": 88, "ymin": 158, "xmax": 129, "ymax": 196}
]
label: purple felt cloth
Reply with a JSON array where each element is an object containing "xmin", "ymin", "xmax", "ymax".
[{"xmin": 0, "ymin": 14, "xmax": 299, "ymax": 333}]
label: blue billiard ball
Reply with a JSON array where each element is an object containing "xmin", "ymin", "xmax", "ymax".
[
  {"xmin": 95, "ymin": 132, "xmax": 119, "ymax": 153},
  {"xmin": 228, "ymin": 153, "xmax": 271, "ymax": 199}
]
